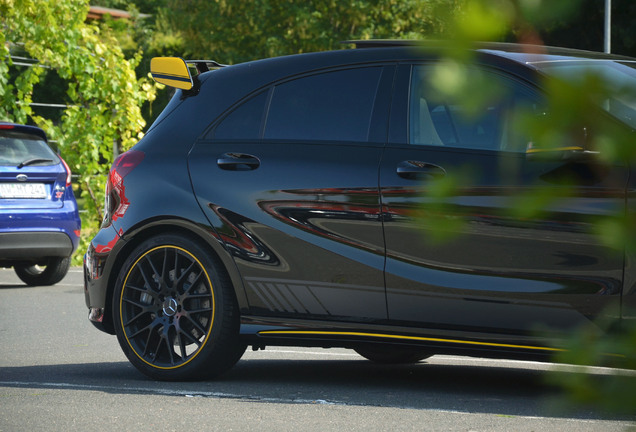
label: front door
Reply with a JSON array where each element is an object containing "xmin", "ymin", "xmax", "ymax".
[{"xmin": 380, "ymin": 64, "xmax": 627, "ymax": 339}]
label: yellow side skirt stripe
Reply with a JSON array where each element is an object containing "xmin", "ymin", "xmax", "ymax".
[{"xmin": 258, "ymin": 330, "xmax": 563, "ymax": 352}]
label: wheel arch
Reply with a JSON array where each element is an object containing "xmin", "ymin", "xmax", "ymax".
[{"xmin": 101, "ymin": 219, "xmax": 247, "ymax": 334}]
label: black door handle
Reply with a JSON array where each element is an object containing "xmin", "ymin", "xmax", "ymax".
[
  {"xmin": 396, "ymin": 160, "xmax": 446, "ymax": 180},
  {"xmin": 217, "ymin": 153, "xmax": 260, "ymax": 171}
]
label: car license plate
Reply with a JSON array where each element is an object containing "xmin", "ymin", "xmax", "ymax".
[{"xmin": 0, "ymin": 183, "xmax": 47, "ymax": 199}]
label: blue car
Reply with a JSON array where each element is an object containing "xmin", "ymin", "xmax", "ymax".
[{"xmin": 0, "ymin": 122, "xmax": 81, "ymax": 285}]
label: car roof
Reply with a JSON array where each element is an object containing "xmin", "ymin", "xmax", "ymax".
[
  {"xmin": 0, "ymin": 122, "xmax": 47, "ymax": 141},
  {"xmin": 348, "ymin": 39, "xmax": 636, "ymax": 62},
  {"xmin": 150, "ymin": 40, "xmax": 636, "ymax": 137},
  {"xmin": 201, "ymin": 40, "xmax": 636, "ymax": 89}
]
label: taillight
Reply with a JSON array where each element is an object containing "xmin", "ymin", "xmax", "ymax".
[
  {"xmin": 112, "ymin": 149, "xmax": 145, "ymax": 178},
  {"xmin": 59, "ymin": 156, "xmax": 72, "ymax": 187},
  {"xmin": 103, "ymin": 150, "xmax": 145, "ymax": 227}
]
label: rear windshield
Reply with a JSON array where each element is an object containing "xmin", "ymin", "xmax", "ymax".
[
  {"xmin": 536, "ymin": 60, "xmax": 636, "ymax": 129},
  {"xmin": 0, "ymin": 130, "xmax": 59, "ymax": 166}
]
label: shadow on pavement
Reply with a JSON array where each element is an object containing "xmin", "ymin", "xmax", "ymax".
[{"xmin": 1, "ymin": 357, "xmax": 634, "ymax": 422}]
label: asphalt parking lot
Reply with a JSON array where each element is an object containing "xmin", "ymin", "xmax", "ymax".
[{"xmin": 1, "ymin": 267, "xmax": 635, "ymax": 432}]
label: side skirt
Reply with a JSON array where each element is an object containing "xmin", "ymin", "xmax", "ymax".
[{"xmin": 239, "ymin": 316, "xmax": 565, "ymax": 362}]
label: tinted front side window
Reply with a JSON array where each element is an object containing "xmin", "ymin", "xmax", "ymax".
[
  {"xmin": 409, "ymin": 65, "xmax": 541, "ymax": 152},
  {"xmin": 538, "ymin": 60, "xmax": 636, "ymax": 129},
  {"xmin": 264, "ymin": 67, "xmax": 383, "ymax": 142}
]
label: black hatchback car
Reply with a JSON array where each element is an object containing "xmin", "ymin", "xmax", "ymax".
[{"xmin": 84, "ymin": 41, "xmax": 636, "ymax": 380}]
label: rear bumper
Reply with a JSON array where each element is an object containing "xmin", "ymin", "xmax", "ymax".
[
  {"xmin": 87, "ymin": 307, "xmax": 113, "ymax": 334},
  {"xmin": 0, "ymin": 200, "xmax": 81, "ymax": 262},
  {"xmin": 83, "ymin": 224, "xmax": 125, "ymax": 335},
  {"xmin": 0, "ymin": 231, "xmax": 74, "ymax": 262}
]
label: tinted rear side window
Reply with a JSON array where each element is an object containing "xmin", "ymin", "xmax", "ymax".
[
  {"xmin": 212, "ymin": 91, "xmax": 269, "ymax": 140},
  {"xmin": 264, "ymin": 67, "xmax": 383, "ymax": 143}
]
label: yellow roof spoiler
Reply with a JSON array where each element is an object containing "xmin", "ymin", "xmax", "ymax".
[{"xmin": 150, "ymin": 57, "xmax": 225, "ymax": 91}]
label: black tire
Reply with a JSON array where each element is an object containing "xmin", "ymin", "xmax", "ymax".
[
  {"xmin": 14, "ymin": 257, "xmax": 71, "ymax": 286},
  {"xmin": 354, "ymin": 346, "xmax": 432, "ymax": 364},
  {"xmin": 113, "ymin": 233, "xmax": 246, "ymax": 381}
]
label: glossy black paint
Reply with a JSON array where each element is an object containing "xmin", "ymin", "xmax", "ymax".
[
  {"xmin": 382, "ymin": 63, "xmax": 628, "ymax": 336},
  {"xmin": 84, "ymin": 44, "xmax": 636, "ymax": 362},
  {"xmin": 190, "ymin": 140, "xmax": 387, "ymax": 322}
]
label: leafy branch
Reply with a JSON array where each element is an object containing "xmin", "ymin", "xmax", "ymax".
[{"xmin": 0, "ymin": 0, "xmax": 157, "ymax": 262}]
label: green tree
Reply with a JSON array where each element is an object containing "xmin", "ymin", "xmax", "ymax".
[
  {"xmin": 0, "ymin": 0, "xmax": 157, "ymax": 262},
  {"xmin": 163, "ymin": 0, "xmax": 464, "ymax": 63},
  {"xmin": 85, "ymin": 1, "xmax": 187, "ymax": 125},
  {"xmin": 531, "ymin": 0, "xmax": 636, "ymax": 57},
  {"xmin": 89, "ymin": 0, "xmax": 467, "ymax": 126}
]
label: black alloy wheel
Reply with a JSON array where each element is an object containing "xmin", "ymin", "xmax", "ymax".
[{"xmin": 113, "ymin": 234, "xmax": 245, "ymax": 380}]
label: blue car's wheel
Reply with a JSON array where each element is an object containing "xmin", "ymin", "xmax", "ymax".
[
  {"xmin": 113, "ymin": 233, "xmax": 245, "ymax": 381},
  {"xmin": 14, "ymin": 257, "xmax": 70, "ymax": 286}
]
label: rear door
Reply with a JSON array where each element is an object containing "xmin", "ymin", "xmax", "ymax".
[
  {"xmin": 189, "ymin": 65, "xmax": 394, "ymax": 322},
  {"xmin": 380, "ymin": 63, "xmax": 627, "ymax": 338}
]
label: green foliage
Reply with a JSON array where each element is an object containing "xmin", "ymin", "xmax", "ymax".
[
  {"xmin": 430, "ymin": 0, "xmax": 636, "ymax": 415},
  {"xmin": 547, "ymin": 317, "xmax": 636, "ymax": 415},
  {"xmin": 0, "ymin": 0, "xmax": 157, "ymax": 263},
  {"xmin": 163, "ymin": 0, "xmax": 464, "ymax": 63},
  {"xmin": 413, "ymin": 167, "xmax": 475, "ymax": 244},
  {"xmin": 531, "ymin": 0, "xmax": 636, "ymax": 57}
]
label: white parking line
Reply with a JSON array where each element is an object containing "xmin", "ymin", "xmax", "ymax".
[{"xmin": 0, "ymin": 379, "xmax": 633, "ymax": 427}]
